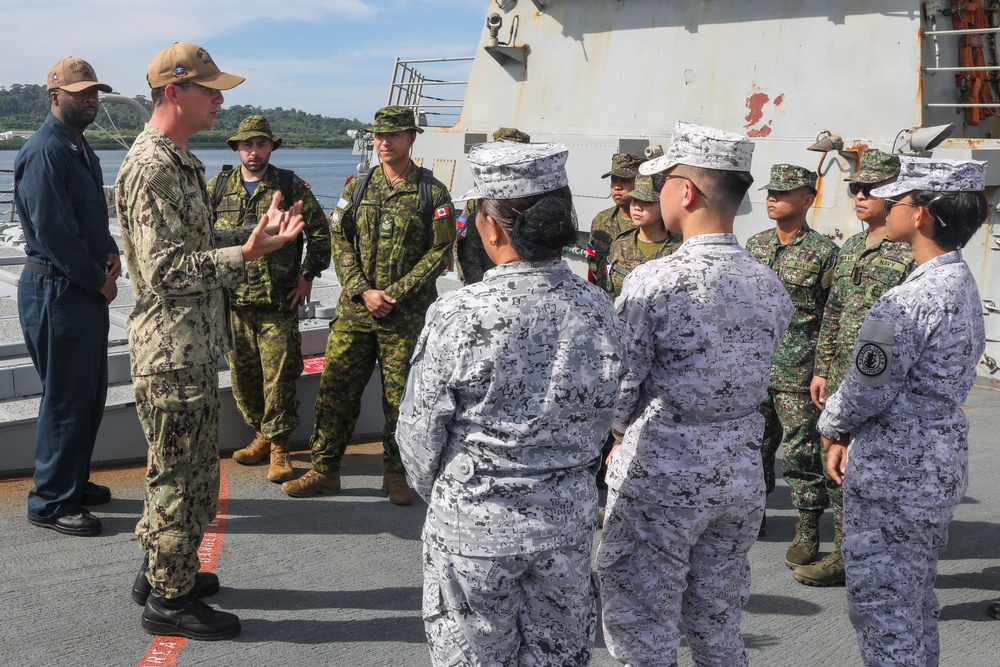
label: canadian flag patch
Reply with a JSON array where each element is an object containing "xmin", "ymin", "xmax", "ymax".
[{"xmin": 433, "ymin": 205, "xmax": 452, "ymax": 219}]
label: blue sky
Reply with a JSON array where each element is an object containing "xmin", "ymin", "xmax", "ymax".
[{"xmin": 1, "ymin": 0, "xmax": 488, "ymax": 122}]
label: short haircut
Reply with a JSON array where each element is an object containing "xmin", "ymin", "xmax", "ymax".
[
  {"xmin": 909, "ymin": 189, "xmax": 990, "ymax": 249},
  {"xmin": 676, "ymin": 165, "xmax": 754, "ymax": 213},
  {"xmin": 150, "ymin": 86, "xmax": 166, "ymax": 108}
]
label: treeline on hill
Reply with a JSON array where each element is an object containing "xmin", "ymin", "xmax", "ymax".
[{"xmin": 0, "ymin": 84, "xmax": 365, "ymax": 150}]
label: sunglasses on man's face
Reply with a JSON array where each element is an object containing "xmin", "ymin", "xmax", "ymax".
[{"xmin": 848, "ymin": 183, "xmax": 875, "ymax": 197}]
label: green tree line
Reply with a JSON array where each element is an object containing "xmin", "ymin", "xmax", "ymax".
[{"xmin": 0, "ymin": 84, "xmax": 365, "ymax": 150}]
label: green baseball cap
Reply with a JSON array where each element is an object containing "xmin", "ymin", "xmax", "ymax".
[
  {"xmin": 365, "ymin": 105, "xmax": 424, "ymax": 134},
  {"xmin": 847, "ymin": 149, "xmax": 901, "ymax": 184},
  {"xmin": 628, "ymin": 173, "xmax": 663, "ymax": 202},
  {"xmin": 759, "ymin": 164, "xmax": 818, "ymax": 191},
  {"xmin": 492, "ymin": 127, "xmax": 531, "ymax": 143},
  {"xmin": 227, "ymin": 115, "xmax": 282, "ymax": 151},
  {"xmin": 602, "ymin": 153, "xmax": 645, "ymax": 179}
]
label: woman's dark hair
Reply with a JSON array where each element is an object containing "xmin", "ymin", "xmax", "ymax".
[
  {"xmin": 480, "ymin": 185, "xmax": 577, "ymax": 261},
  {"xmin": 909, "ymin": 189, "xmax": 990, "ymax": 249}
]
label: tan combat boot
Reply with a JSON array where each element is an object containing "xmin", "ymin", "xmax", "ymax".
[
  {"xmin": 267, "ymin": 434, "xmax": 295, "ymax": 483},
  {"xmin": 281, "ymin": 469, "xmax": 341, "ymax": 497},
  {"xmin": 382, "ymin": 471, "xmax": 414, "ymax": 506},
  {"xmin": 232, "ymin": 430, "xmax": 270, "ymax": 465},
  {"xmin": 785, "ymin": 509, "xmax": 822, "ymax": 568},
  {"xmin": 793, "ymin": 522, "xmax": 845, "ymax": 586}
]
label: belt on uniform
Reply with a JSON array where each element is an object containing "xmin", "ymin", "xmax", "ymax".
[{"xmin": 24, "ymin": 261, "xmax": 53, "ymax": 276}]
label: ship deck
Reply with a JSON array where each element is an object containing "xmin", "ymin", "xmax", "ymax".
[{"xmin": 2, "ymin": 387, "xmax": 1000, "ymax": 666}]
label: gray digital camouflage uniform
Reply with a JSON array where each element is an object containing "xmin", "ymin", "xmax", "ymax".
[
  {"xmin": 818, "ymin": 252, "xmax": 985, "ymax": 667},
  {"xmin": 310, "ymin": 163, "xmax": 455, "ymax": 475},
  {"xmin": 116, "ymin": 124, "xmax": 251, "ymax": 598},
  {"xmin": 812, "ymin": 231, "xmax": 914, "ymax": 523},
  {"xmin": 207, "ymin": 164, "xmax": 331, "ymax": 439},
  {"xmin": 397, "ymin": 260, "xmax": 626, "ymax": 666},
  {"xmin": 746, "ymin": 224, "xmax": 838, "ymax": 510},
  {"xmin": 599, "ymin": 234, "xmax": 792, "ymax": 667}
]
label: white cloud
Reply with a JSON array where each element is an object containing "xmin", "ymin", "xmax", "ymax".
[{"xmin": 1, "ymin": 0, "xmax": 485, "ymax": 120}]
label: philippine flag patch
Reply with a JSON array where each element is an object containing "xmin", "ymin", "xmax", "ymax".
[
  {"xmin": 456, "ymin": 216, "xmax": 467, "ymax": 239},
  {"xmin": 586, "ymin": 243, "xmax": 596, "ymax": 257},
  {"xmin": 605, "ymin": 257, "xmax": 612, "ymax": 274}
]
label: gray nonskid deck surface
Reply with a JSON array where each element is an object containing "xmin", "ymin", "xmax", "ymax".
[{"xmin": 2, "ymin": 389, "xmax": 1000, "ymax": 666}]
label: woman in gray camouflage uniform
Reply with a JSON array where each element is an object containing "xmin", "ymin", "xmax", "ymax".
[
  {"xmin": 398, "ymin": 141, "xmax": 626, "ymax": 666},
  {"xmin": 818, "ymin": 156, "xmax": 989, "ymax": 667}
]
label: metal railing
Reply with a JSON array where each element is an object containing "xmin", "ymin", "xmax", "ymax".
[{"xmin": 386, "ymin": 56, "xmax": 474, "ymax": 126}]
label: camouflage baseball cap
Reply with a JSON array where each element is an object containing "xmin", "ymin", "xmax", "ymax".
[
  {"xmin": 458, "ymin": 141, "xmax": 569, "ymax": 201},
  {"xmin": 602, "ymin": 153, "xmax": 645, "ymax": 179},
  {"xmin": 870, "ymin": 156, "xmax": 987, "ymax": 198},
  {"xmin": 641, "ymin": 121, "xmax": 754, "ymax": 175},
  {"xmin": 846, "ymin": 149, "xmax": 901, "ymax": 184},
  {"xmin": 492, "ymin": 127, "xmax": 531, "ymax": 143},
  {"xmin": 365, "ymin": 105, "xmax": 424, "ymax": 134},
  {"xmin": 227, "ymin": 115, "xmax": 283, "ymax": 151},
  {"xmin": 759, "ymin": 164, "xmax": 818, "ymax": 191},
  {"xmin": 147, "ymin": 42, "xmax": 245, "ymax": 90},
  {"xmin": 629, "ymin": 174, "xmax": 663, "ymax": 203},
  {"xmin": 46, "ymin": 57, "xmax": 111, "ymax": 93}
]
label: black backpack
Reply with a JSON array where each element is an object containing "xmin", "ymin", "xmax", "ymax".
[
  {"xmin": 350, "ymin": 165, "xmax": 435, "ymax": 228},
  {"xmin": 212, "ymin": 165, "xmax": 303, "ymax": 268}
]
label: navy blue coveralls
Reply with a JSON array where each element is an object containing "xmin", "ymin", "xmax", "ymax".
[{"xmin": 14, "ymin": 112, "xmax": 117, "ymax": 521}]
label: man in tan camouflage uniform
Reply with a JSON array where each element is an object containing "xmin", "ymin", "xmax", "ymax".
[
  {"xmin": 207, "ymin": 115, "xmax": 331, "ymax": 484},
  {"xmin": 116, "ymin": 42, "xmax": 304, "ymax": 640},
  {"xmin": 454, "ymin": 127, "xmax": 530, "ymax": 285},
  {"xmin": 588, "ymin": 152, "xmax": 644, "ymax": 289},
  {"xmin": 604, "ymin": 172, "xmax": 682, "ymax": 300},
  {"xmin": 796, "ymin": 149, "xmax": 911, "ymax": 587},
  {"xmin": 282, "ymin": 106, "xmax": 456, "ymax": 505},
  {"xmin": 745, "ymin": 164, "xmax": 839, "ymax": 571}
]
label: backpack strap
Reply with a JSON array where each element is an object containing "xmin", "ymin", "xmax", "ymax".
[
  {"xmin": 210, "ymin": 164, "xmax": 235, "ymax": 216},
  {"xmin": 417, "ymin": 166, "xmax": 434, "ymax": 227}
]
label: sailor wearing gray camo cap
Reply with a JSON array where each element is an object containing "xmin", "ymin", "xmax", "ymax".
[
  {"xmin": 599, "ymin": 121, "xmax": 793, "ymax": 667},
  {"xmin": 819, "ymin": 155, "xmax": 989, "ymax": 667},
  {"xmin": 398, "ymin": 141, "xmax": 626, "ymax": 666}
]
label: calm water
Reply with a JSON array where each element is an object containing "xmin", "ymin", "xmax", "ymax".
[{"xmin": 0, "ymin": 147, "xmax": 360, "ymax": 210}]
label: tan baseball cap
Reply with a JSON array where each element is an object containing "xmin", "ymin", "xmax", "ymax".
[
  {"xmin": 46, "ymin": 57, "xmax": 112, "ymax": 93},
  {"xmin": 146, "ymin": 42, "xmax": 245, "ymax": 90}
]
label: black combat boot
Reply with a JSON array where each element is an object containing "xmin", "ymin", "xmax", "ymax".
[
  {"xmin": 132, "ymin": 556, "xmax": 221, "ymax": 606},
  {"xmin": 141, "ymin": 591, "xmax": 241, "ymax": 641}
]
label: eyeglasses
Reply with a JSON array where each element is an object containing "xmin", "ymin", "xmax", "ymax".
[
  {"xmin": 664, "ymin": 174, "xmax": 708, "ymax": 200},
  {"xmin": 883, "ymin": 197, "xmax": 922, "ymax": 215},
  {"xmin": 884, "ymin": 196, "xmax": 948, "ymax": 226},
  {"xmin": 175, "ymin": 82, "xmax": 220, "ymax": 97},
  {"xmin": 848, "ymin": 183, "xmax": 875, "ymax": 197}
]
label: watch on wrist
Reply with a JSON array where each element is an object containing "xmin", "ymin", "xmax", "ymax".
[{"xmin": 302, "ymin": 270, "xmax": 317, "ymax": 282}]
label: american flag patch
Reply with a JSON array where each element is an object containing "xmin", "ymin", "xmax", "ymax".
[
  {"xmin": 433, "ymin": 205, "xmax": 452, "ymax": 219},
  {"xmin": 586, "ymin": 243, "xmax": 596, "ymax": 257}
]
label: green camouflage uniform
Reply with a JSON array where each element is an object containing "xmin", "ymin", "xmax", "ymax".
[
  {"xmin": 588, "ymin": 153, "xmax": 644, "ymax": 290},
  {"xmin": 207, "ymin": 158, "xmax": 331, "ymax": 439},
  {"xmin": 813, "ymin": 149, "xmax": 911, "ymax": 526},
  {"xmin": 454, "ymin": 127, "xmax": 531, "ymax": 285},
  {"xmin": 746, "ymin": 165, "xmax": 839, "ymax": 511},
  {"xmin": 116, "ymin": 124, "xmax": 251, "ymax": 598},
  {"xmin": 605, "ymin": 230, "xmax": 682, "ymax": 300},
  {"xmin": 604, "ymin": 174, "xmax": 681, "ymax": 300},
  {"xmin": 311, "ymin": 145, "xmax": 455, "ymax": 474}
]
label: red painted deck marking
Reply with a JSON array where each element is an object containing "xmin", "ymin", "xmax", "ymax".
[
  {"xmin": 134, "ymin": 464, "xmax": 231, "ymax": 667},
  {"xmin": 302, "ymin": 355, "xmax": 326, "ymax": 375}
]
